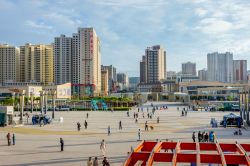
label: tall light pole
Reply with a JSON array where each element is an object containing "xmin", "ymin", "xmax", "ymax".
[
  {"xmin": 40, "ymin": 91, "xmax": 44, "ymax": 114},
  {"xmin": 30, "ymin": 92, "xmax": 34, "ymax": 113},
  {"xmin": 52, "ymin": 90, "xmax": 56, "ymax": 119},
  {"xmin": 20, "ymin": 90, "xmax": 25, "ymax": 122},
  {"xmin": 44, "ymin": 91, "xmax": 48, "ymax": 114}
]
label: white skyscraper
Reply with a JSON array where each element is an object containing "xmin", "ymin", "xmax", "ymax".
[
  {"xmin": 207, "ymin": 52, "xmax": 233, "ymax": 83},
  {"xmin": 182, "ymin": 62, "xmax": 196, "ymax": 76},
  {"xmin": 198, "ymin": 69, "xmax": 207, "ymax": 81},
  {"xmin": 117, "ymin": 73, "xmax": 128, "ymax": 90},
  {"xmin": 54, "ymin": 35, "xmax": 72, "ymax": 85},
  {"xmin": 72, "ymin": 27, "xmax": 101, "ymax": 96}
]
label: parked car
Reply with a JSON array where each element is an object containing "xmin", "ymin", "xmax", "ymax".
[{"xmin": 56, "ymin": 105, "xmax": 70, "ymax": 111}]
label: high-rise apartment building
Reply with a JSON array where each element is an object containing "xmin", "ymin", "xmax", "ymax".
[
  {"xmin": 20, "ymin": 44, "xmax": 54, "ymax": 85},
  {"xmin": 101, "ymin": 65, "xmax": 117, "ymax": 92},
  {"xmin": 182, "ymin": 62, "xmax": 196, "ymax": 76},
  {"xmin": 146, "ymin": 45, "xmax": 166, "ymax": 83},
  {"xmin": 140, "ymin": 45, "xmax": 166, "ymax": 83},
  {"xmin": 0, "ymin": 44, "xmax": 20, "ymax": 85},
  {"xmin": 198, "ymin": 69, "xmax": 207, "ymax": 81},
  {"xmin": 140, "ymin": 55, "xmax": 147, "ymax": 83},
  {"xmin": 207, "ymin": 52, "xmax": 233, "ymax": 83},
  {"xmin": 117, "ymin": 73, "xmax": 128, "ymax": 89},
  {"xmin": 101, "ymin": 69, "xmax": 109, "ymax": 96},
  {"xmin": 129, "ymin": 77, "xmax": 140, "ymax": 91},
  {"xmin": 233, "ymin": 60, "xmax": 247, "ymax": 83},
  {"xmin": 72, "ymin": 27, "xmax": 101, "ymax": 96},
  {"xmin": 54, "ymin": 35, "xmax": 72, "ymax": 85}
]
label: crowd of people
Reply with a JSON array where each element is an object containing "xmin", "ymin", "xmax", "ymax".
[
  {"xmin": 192, "ymin": 131, "xmax": 216, "ymax": 142},
  {"xmin": 87, "ymin": 156, "xmax": 110, "ymax": 166}
]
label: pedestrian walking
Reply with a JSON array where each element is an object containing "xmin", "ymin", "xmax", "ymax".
[
  {"xmin": 127, "ymin": 111, "xmax": 129, "ymax": 117},
  {"xmin": 198, "ymin": 131, "xmax": 201, "ymax": 142},
  {"xmin": 84, "ymin": 120, "xmax": 88, "ymax": 129},
  {"xmin": 102, "ymin": 157, "xmax": 110, "ymax": 166},
  {"xmin": 204, "ymin": 133, "xmax": 209, "ymax": 142},
  {"xmin": 100, "ymin": 139, "xmax": 106, "ymax": 156},
  {"xmin": 157, "ymin": 117, "xmax": 159, "ymax": 123},
  {"xmin": 12, "ymin": 133, "xmax": 15, "ymax": 145},
  {"xmin": 133, "ymin": 112, "xmax": 136, "ymax": 119},
  {"xmin": 201, "ymin": 132, "xmax": 205, "ymax": 142},
  {"xmin": 77, "ymin": 122, "xmax": 81, "ymax": 131},
  {"xmin": 86, "ymin": 113, "xmax": 89, "ymax": 119},
  {"xmin": 135, "ymin": 118, "xmax": 138, "ymax": 123},
  {"xmin": 87, "ymin": 157, "xmax": 93, "ymax": 166},
  {"xmin": 60, "ymin": 138, "xmax": 64, "ymax": 151},
  {"xmin": 6, "ymin": 133, "xmax": 11, "ymax": 146},
  {"xmin": 108, "ymin": 126, "xmax": 111, "ymax": 136},
  {"xmin": 119, "ymin": 121, "xmax": 122, "ymax": 130},
  {"xmin": 192, "ymin": 132, "xmax": 196, "ymax": 142},
  {"xmin": 93, "ymin": 157, "xmax": 99, "ymax": 166},
  {"xmin": 145, "ymin": 121, "xmax": 148, "ymax": 131},
  {"xmin": 138, "ymin": 129, "xmax": 141, "ymax": 141}
]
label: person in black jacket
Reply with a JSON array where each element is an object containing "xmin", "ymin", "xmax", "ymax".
[{"xmin": 60, "ymin": 138, "xmax": 64, "ymax": 151}]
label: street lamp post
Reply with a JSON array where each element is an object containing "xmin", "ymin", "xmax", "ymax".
[
  {"xmin": 44, "ymin": 91, "xmax": 48, "ymax": 114},
  {"xmin": 52, "ymin": 90, "xmax": 56, "ymax": 119},
  {"xmin": 30, "ymin": 92, "xmax": 34, "ymax": 113},
  {"xmin": 20, "ymin": 90, "xmax": 25, "ymax": 122},
  {"xmin": 40, "ymin": 91, "xmax": 44, "ymax": 114}
]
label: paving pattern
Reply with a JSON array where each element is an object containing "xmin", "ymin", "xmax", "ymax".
[{"xmin": 0, "ymin": 102, "xmax": 249, "ymax": 166}]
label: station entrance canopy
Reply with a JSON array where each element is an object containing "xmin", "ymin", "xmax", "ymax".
[{"xmin": 123, "ymin": 141, "xmax": 250, "ymax": 166}]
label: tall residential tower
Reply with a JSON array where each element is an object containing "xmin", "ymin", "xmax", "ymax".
[
  {"xmin": 233, "ymin": 60, "xmax": 247, "ymax": 83},
  {"xmin": 182, "ymin": 62, "xmax": 196, "ymax": 76},
  {"xmin": 54, "ymin": 35, "xmax": 72, "ymax": 85},
  {"xmin": 72, "ymin": 27, "xmax": 101, "ymax": 96},
  {"xmin": 0, "ymin": 44, "xmax": 20, "ymax": 85},
  {"xmin": 207, "ymin": 52, "xmax": 233, "ymax": 83},
  {"xmin": 140, "ymin": 45, "xmax": 166, "ymax": 83},
  {"xmin": 20, "ymin": 44, "xmax": 54, "ymax": 85}
]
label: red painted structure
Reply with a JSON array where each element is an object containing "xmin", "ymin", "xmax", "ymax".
[{"xmin": 123, "ymin": 141, "xmax": 250, "ymax": 166}]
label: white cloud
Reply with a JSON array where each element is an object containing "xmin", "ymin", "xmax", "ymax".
[
  {"xmin": 195, "ymin": 18, "xmax": 233, "ymax": 34},
  {"xmin": 26, "ymin": 20, "xmax": 53, "ymax": 30},
  {"xmin": 91, "ymin": 0, "xmax": 168, "ymax": 8},
  {"xmin": 195, "ymin": 8, "xmax": 207, "ymax": 17}
]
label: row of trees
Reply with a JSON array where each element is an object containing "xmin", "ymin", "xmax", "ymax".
[{"xmin": 1, "ymin": 97, "xmax": 41, "ymax": 106}]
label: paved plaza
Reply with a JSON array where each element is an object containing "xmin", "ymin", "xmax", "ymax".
[{"xmin": 0, "ymin": 102, "xmax": 250, "ymax": 166}]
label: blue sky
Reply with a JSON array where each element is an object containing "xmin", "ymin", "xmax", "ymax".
[{"xmin": 1, "ymin": 0, "xmax": 250, "ymax": 76}]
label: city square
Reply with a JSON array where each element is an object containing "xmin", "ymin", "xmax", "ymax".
[
  {"xmin": 1, "ymin": 102, "xmax": 249, "ymax": 166},
  {"xmin": 1, "ymin": 0, "xmax": 250, "ymax": 165}
]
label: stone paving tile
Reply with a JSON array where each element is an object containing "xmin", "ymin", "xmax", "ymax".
[{"xmin": 0, "ymin": 102, "xmax": 249, "ymax": 166}]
